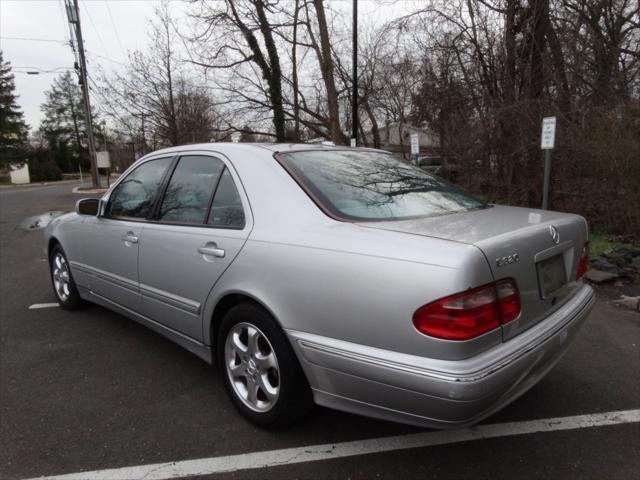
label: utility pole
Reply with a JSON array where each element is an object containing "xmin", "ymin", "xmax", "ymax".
[
  {"xmin": 133, "ymin": 112, "xmax": 148, "ymax": 156},
  {"xmin": 351, "ymin": 0, "xmax": 358, "ymax": 147},
  {"xmin": 65, "ymin": 0, "xmax": 100, "ymax": 188}
]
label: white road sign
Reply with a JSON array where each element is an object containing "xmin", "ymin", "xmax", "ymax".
[
  {"xmin": 410, "ymin": 133, "xmax": 419, "ymax": 155},
  {"xmin": 541, "ymin": 116, "xmax": 556, "ymax": 150},
  {"xmin": 96, "ymin": 151, "xmax": 111, "ymax": 168}
]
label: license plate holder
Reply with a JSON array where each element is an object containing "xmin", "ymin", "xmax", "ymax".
[{"xmin": 537, "ymin": 254, "xmax": 567, "ymax": 298}]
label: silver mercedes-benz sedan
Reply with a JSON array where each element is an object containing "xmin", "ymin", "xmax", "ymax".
[{"xmin": 45, "ymin": 143, "xmax": 595, "ymax": 428}]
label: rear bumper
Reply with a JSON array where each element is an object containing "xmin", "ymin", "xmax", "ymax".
[{"xmin": 287, "ymin": 284, "xmax": 595, "ymax": 428}]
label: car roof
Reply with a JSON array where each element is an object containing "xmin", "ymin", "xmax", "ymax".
[
  {"xmin": 137, "ymin": 143, "xmax": 387, "ymax": 167},
  {"xmin": 252, "ymin": 143, "xmax": 340, "ymax": 152}
]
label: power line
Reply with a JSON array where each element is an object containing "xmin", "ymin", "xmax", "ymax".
[
  {"xmin": 79, "ymin": 0, "xmax": 110, "ymax": 58},
  {"xmin": 85, "ymin": 50, "xmax": 127, "ymax": 67},
  {"xmin": 0, "ymin": 36, "xmax": 66, "ymax": 44},
  {"xmin": 13, "ymin": 66, "xmax": 73, "ymax": 71},
  {"xmin": 59, "ymin": 0, "xmax": 79, "ymax": 65},
  {"xmin": 57, "ymin": 0, "xmax": 72, "ymax": 44},
  {"xmin": 104, "ymin": 0, "xmax": 127, "ymax": 58}
]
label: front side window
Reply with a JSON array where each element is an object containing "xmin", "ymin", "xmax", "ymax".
[
  {"xmin": 277, "ymin": 150, "xmax": 485, "ymax": 221},
  {"xmin": 207, "ymin": 168, "xmax": 245, "ymax": 227},
  {"xmin": 158, "ymin": 155, "xmax": 225, "ymax": 224},
  {"xmin": 106, "ymin": 157, "xmax": 172, "ymax": 219}
]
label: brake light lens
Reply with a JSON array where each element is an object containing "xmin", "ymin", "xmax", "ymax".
[
  {"xmin": 576, "ymin": 242, "xmax": 590, "ymax": 280},
  {"xmin": 412, "ymin": 279, "xmax": 521, "ymax": 341}
]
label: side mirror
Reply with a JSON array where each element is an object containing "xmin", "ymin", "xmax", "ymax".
[{"xmin": 76, "ymin": 198, "xmax": 100, "ymax": 216}]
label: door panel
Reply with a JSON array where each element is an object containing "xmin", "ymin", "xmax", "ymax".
[
  {"xmin": 77, "ymin": 156, "xmax": 174, "ymax": 312},
  {"xmin": 138, "ymin": 154, "xmax": 250, "ymax": 340},
  {"xmin": 79, "ymin": 217, "xmax": 143, "ymax": 312},
  {"xmin": 139, "ymin": 225, "xmax": 247, "ymax": 340}
]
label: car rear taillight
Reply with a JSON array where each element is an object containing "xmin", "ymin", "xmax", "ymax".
[
  {"xmin": 576, "ymin": 242, "xmax": 590, "ymax": 280},
  {"xmin": 412, "ymin": 279, "xmax": 521, "ymax": 341}
]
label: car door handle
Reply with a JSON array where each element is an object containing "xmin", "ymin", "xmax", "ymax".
[
  {"xmin": 122, "ymin": 232, "xmax": 139, "ymax": 244},
  {"xmin": 198, "ymin": 243, "xmax": 225, "ymax": 258}
]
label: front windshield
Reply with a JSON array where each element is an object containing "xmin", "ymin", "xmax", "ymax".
[{"xmin": 277, "ymin": 150, "xmax": 485, "ymax": 221}]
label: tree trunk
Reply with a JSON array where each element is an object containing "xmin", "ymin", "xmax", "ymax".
[
  {"xmin": 254, "ymin": 0, "xmax": 286, "ymax": 142},
  {"xmin": 312, "ymin": 0, "xmax": 342, "ymax": 144},
  {"xmin": 363, "ymin": 96, "xmax": 380, "ymax": 148},
  {"xmin": 291, "ymin": 0, "xmax": 301, "ymax": 141}
]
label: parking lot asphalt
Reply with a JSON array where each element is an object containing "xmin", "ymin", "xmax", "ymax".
[{"xmin": 0, "ymin": 182, "xmax": 639, "ymax": 480}]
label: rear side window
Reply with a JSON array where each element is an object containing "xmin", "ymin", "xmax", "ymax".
[
  {"xmin": 107, "ymin": 157, "xmax": 172, "ymax": 219},
  {"xmin": 277, "ymin": 150, "xmax": 485, "ymax": 221},
  {"xmin": 207, "ymin": 168, "xmax": 245, "ymax": 227},
  {"xmin": 159, "ymin": 155, "xmax": 225, "ymax": 224}
]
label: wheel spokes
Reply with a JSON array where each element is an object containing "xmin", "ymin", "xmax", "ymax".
[
  {"xmin": 246, "ymin": 377, "xmax": 259, "ymax": 405},
  {"xmin": 254, "ymin": 351, "xmax": 277, "ymax": 370},
  {"xmin": 231, "ymin": 331, "xmax": 248, "ymax": 355},
  {"xmin": 52, "ymin": 254, "xmax": 71, "ymax": 301},
  {"xmin": 259, "ymin": 373, "xmax": 278, "ymax": 401},
  {"xmin": 228, "ymin": 360, "xmax": 245, "ymax": 379},
  {"xmin": 247, "ymin": 326, "xmax": 260, "ymax": 356},
  {"xmin": 225, "ymin": 321, "xmax": 280, "ymax": 412}
]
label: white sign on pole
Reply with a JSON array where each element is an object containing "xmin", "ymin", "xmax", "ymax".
[
  {"xmin": 96, "ymin": 151, "xmax": 111, "ymax": 169},
  {"xmin": 350, "ymin": 138, "xmax": 356, "ymax": 147},
  {"xmin": 540, "ymin": 116, "xmax": 556, "ymax": 150},
  {"xmin": 410, "ymin": 133, "xmax": 419, "ymax": 155}
]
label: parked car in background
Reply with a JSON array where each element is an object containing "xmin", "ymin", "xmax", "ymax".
[
  {"xmin": 415, "ymin": 154, "xmax": 443, "ymax": 174},
  {"xmin": 45, "ymin": 144, "xmax": 595, "ymax": 428}
]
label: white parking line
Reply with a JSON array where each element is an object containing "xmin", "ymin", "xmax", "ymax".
[
  {"xmin": 28, "ymin": 303, "xmax": 60, "ymax": 310},
  {"xmin": 26, "ymin": 409, "xmax": 640, "ymax": 480}
]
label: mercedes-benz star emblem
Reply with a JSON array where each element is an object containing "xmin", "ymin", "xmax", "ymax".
[{"xmin": 548, "ymin": 225, "xmax": 560, "ymax": 244}]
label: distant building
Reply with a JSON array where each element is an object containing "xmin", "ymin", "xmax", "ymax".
[
  {"xmin": 305, "ymin": 137, "xmax": 328, "ymax": 144},
  {"xmin": 364, "ymin": 122, "xmax": 440, "ymax": 159}
]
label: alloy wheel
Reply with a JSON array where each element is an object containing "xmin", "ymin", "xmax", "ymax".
[
  {"xmin": 52, "ymin": 252, "xmax": 71, "ymax": 302},
  {"xmin": 224, "ymin": 322, "xmax": 280, "ymax": 412}
]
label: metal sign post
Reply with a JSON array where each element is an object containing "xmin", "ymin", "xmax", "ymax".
[
  {"xmin": 540, "ymin": 116, "xmax": 556, "ymax": 210},
  {"xmin": 97, "ymin": 151, "xmax": 111, "ymax": 187},
  {"xmin": 351, "ymin": 0, "xmax": 358, "ymax": 148},
  {"xmin": 410, "ymin": 133, "xmax": 419, "ymax": 164}
]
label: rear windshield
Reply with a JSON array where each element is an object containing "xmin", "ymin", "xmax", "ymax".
[{"xmin": 277, "ymin": 150, "xmax": 485, "ymax": 221}]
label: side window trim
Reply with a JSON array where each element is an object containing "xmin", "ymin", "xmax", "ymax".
[
  {"xmin": 104, "ymin": 155, "xmax": 177, "ymax": 222},
  {"xmin": 148, "ymin": 154, "xmax": 246, "ymax": 230},
  {"xmin": 147, "ymin": 155, "xmax": 182, "ymax": 221},
  {"xmin": 206, "ymin": 167, "xmax": 246, "ymax": 229},
  {"xmin": 204, "ymin": 165, "xmax": 227, "ymax": 223},
  {"xmin": 150, "ymin": 154, "xmax": 225, "ymax": 226}
]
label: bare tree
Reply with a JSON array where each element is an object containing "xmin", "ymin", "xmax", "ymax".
[
  {"xmin": 187, "ymin": 0, "xmax": 288, "ymax": 141},
  {"xmin": 98, "ymin": 3, "xmax": 218, "ymax": 149},
  {"xmin": 307, "ymin": 0, "xmax": 343, "ymax": 143}
]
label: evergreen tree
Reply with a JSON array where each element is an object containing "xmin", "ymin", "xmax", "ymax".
[
  {"xmin": 0, "ymin": 51, "xmax": 29, "ymax": 168},
  {"xmin": 29, "ymin": 147, "xmax": 61, "ymax": 182},
  {"xmin": 40, "ymin": 71, "xmax": 91, "ymax": 172}
]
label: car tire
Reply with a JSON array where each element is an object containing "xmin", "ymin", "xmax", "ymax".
[
  {"xmin": 217, "ymin": 302, "xmax": 313, "ymax": 428},
  {"xmin": 49, "ymin": 244, "xmax": 86, "ymax": 310}
]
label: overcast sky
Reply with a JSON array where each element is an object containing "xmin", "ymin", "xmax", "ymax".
[{"xmin": 1, "ymin": 0, "xmax": 411, "ymax": 131}]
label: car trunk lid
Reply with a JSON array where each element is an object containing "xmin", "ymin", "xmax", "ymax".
[{"xmin": 357, "ymin": 205, "xmax": 589, "ymax": 341}]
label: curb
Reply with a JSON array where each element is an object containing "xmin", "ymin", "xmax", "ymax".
[
  {"xmin": 0, "ymin": 179, "xmax": 79, "ymax": 190},
  {"xmin": 72, "ymin": 186, "xmax": 109, "ymax": 194}
]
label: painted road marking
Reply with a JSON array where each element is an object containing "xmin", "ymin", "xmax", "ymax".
[
  {"xmin": 26, "ymin": 409, "xmax": 640, "ymax": 480},
  {"xmin": 28, "ymin": 303, "xmax": 60, "ymax": 310}
]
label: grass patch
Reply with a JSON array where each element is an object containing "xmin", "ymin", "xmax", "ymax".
[{"xmin": 589, "ymin": 233, "xmax": 634, "ymax": 260}]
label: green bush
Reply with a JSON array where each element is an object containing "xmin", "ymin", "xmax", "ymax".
[{"xmin": 28, "ymin": 148, "xmax": 62, "ymax": 182}]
